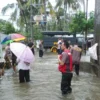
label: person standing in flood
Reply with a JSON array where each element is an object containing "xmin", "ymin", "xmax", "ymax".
[
  {"xmin": 57, "ymin": 38, "xmax": 63, "ymax": 55},
  {"xmin": 39, "ymin": 40, "xmax": 43, "ymax": 57},
  {"xmin": 71, "ymin": 44, "xmax": 82, "ymax": 76},
  {"xmin": 17, "ymin": 59, "xmax": 31, "ymax": 83},
  {"xmin": 28, "ymin": 39, "xmax": 35, "ymax": 55},
  {"xmin": 58, "ymin": 40, "xmax": 73, "ymax": 95}
]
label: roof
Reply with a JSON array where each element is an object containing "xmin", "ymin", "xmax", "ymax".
[{"xmin": 42, "ymin": 31, "xmax": 71, "ymax": 36}]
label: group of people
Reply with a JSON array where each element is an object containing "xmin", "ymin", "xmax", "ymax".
[
  {"xmin": 1, "ymin": 39, "xmax": 44, "ymax": 83},
  {"xmin": 1, "ymin": 37, "xmax": 82, "ymax": 96},
  {"xmin": 57, "ymin": 38, "xmax": 82, "ymax": 95}
]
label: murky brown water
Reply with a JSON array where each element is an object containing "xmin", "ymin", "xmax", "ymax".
[{"xmin": 0, "ymin": 52, "xmax": 100, "ymax": 100}]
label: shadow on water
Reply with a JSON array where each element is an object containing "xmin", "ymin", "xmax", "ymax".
[{"xmin": 0, "ymin": 52, "xmax": 100, "ymax": 100}]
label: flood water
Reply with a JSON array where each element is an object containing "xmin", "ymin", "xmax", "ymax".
[{"xmin": 0, "ymin": 52, "xmax": 100, "ymax": 100}]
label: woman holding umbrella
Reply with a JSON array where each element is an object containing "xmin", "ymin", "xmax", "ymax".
[
  {"xmin": 17, "ymin": 59, "xmax": 31, "ymax": 83},
  {"xmin": 10, "ymin": 42, "xmax": 34, "ymax": 83}
]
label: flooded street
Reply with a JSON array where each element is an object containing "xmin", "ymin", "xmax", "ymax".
[{"xmin": 0, "ymin": 52, "xmax": 100, "ymax": 100}]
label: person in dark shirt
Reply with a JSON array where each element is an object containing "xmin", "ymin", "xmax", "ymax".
[
  {"xmin": 39, "ymin": 40, "xmax": 43, "ymax": 57},
  {"xmin": 28, "ymin": 39, "xmax": 35, "ymax": 55}
]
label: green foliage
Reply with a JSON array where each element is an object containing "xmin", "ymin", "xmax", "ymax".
[
  {"xmin": 47, "ymin": 19, "xmax": 57, "ymax": 31},
  {"xmin": 56, "ymin": 8, "xmax": 64, "ymax": 17},
  {"xmin": 0, "ymin": 19, "xmax": 15, "ymax": 34},
  {"xmin": 69, "ymin": 11, "xmax": 94, "ymax": 34},
  {"xmin": 33, "ymin": 25, "xmax": 43, "ymax": 40}
]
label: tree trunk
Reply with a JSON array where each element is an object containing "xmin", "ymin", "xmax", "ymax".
[
  {"xmin": 92, "ymin": 0, "xmax": 100, "ymax": 77},
  {"xmin": 95, "ymin": 0, "xmax": 100, "ymax": 65}
]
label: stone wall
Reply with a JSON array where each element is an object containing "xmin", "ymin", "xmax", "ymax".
[{"xmin": 80, "ymin": 61, "xmax": 100, "ymax": 77}]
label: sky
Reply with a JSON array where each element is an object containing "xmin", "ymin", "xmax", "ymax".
[{"xmin": 0, "ymin": 0, "xmax": 95, "ymax": 20}]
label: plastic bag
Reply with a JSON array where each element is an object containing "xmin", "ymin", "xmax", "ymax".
[{"xmin": 88, "ymin": 43, "xmax": 98, "ymax": 60}]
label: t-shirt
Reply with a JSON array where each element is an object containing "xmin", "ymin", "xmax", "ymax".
[
  {"xmin": 57, "ymin": 40, "xmax": 62, "ymax": 49},
  {"xmin": 39, "ymin": 43, "xmax": 43, "ymax": 50},
  {"xmin": 61, "ymin": 52, "xmax": 70, "ymax": 67},
  {"xmin": 17, "ymin": 59, "xmax": 30, "ymax": 70}
]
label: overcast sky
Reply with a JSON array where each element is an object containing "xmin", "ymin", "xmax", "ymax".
[{"xmin": 0, "ymin": 0, "xmax": 95, "ymax": 20}]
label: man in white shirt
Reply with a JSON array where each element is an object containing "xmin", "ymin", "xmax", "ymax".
[{"xmin": 57, "ymin": 38, "xmax": 63, "ymax": 55}]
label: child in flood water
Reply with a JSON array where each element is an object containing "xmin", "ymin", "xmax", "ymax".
[{"xmin": 17, "ymin": 59, "xmax": 30, "ymax": 83}]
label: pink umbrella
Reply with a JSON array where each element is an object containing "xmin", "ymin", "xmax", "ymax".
[{"xmin": 10, "ymin": 42, "xmax": 35, "ymax": 63}]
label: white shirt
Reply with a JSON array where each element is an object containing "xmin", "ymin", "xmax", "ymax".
[
  {"xmin": 57, "ymin": 40, "xmax": 62, "ymax": 49},
  {"xmin": 17, "ymin": 59, "xmax": 30, "ymax": 70}
]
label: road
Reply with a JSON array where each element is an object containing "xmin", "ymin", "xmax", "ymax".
[{"xmin": 0, "ymin": 51, "xmax": 100, "ymax": 100}]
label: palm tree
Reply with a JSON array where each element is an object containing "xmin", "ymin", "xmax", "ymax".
[
  {"xmin": 77, "ymin": 0, "xmax": 85, "ymax": 12},
  {"xmin": 55, "ymin": 0, "xmax": 81, "ymax": 30},
  {"xmin": 1, "ymin": 0, "xmax": 29, "ymax": 32},
  {"xmin": 2, "ymin": 3, "xmax": 19, "ymax": 22},
  {"xmin": 1, "ymin": 0, "xmax": 41, "ymax": 31},
  {"xmin": 2, "ymin": 0, "xmax": 55, "ymax": 33}
]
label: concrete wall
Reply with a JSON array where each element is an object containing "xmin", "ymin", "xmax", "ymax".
[{"xmin": 80, "ymin": 61, "xmax": 100, "ymax": 77}]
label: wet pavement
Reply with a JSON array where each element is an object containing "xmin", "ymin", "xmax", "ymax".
[{"xmin": 0, "ymin": 52, "xmax": 100, "ymax": 100}]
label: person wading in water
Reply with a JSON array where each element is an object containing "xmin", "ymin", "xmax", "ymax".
[{"xmin": 58, "ymin": 40, "xmax": 73, "ymax": 95}]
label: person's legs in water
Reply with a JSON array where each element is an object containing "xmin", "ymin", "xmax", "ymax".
[
  {"xmin": 19, "ymin": 69, "xmax": 25, "ymax": 83},
  {"xmin": 0, "ymin": 69, "xmax": 2, "ymax": 79},
  {"xmin": 39, "ymin": 50, "xmax": 43, "ymax": 57},
  {"xmin": 24, "ymin": 70, "xmax": 30, "ymax": 82},
  {"xmin": 67, "ymin": 73, "xmax": 73, "ymax": 93},
  {"xmin": 75, "ymin": 64, "xmax": 79, "ymax": 75},
  {"xmin": 61, "ymin": 73, "xmax": 69, "ymax": 95},
  {"xmin": 61, "ymin": 73, "xmax": 73, "ymax": 95},
  {"xmin": 12, "ymin": 60, "xmax": 16, "ymax": 72},
  {"xmin": 41, "ymin": 50, "xmax": 43, "ymax": 57}
]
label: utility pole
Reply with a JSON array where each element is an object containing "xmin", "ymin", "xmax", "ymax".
[
  {"xmin": 30, "ymin": 0, "xmax": 33, "ymax": 40},
  {"xmin": 44, "ymin": 0, "xmax": 47, "ymax": 31},
  {"xmin": 64, "ymin": 0, "xmax": 66, "ymax": 30},
  {"xmin": 84, "ymin": 0, "xmax": 88, "ymax": 54},
  {"xmin": 93, "ymin": 0, "xmax": 100, "ymax": 77},
  {"xmin": 0, "ymin": 33, "xmax": 3, "ymax": 58},
  {"xmin": 95, "ymin": 0, "xmax": 100, "ymax": 65}
]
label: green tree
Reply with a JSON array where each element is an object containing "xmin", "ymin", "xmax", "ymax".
[
  {"xmin": 0, "ymin": 19, "xmax": 15, "ymax": 34},
  {"xmin": 2, "ymin": 0, "xmax": 54, "ymax": 38},
  {"xmin": 55, "ymin": 7, "xmax": 64, "ymax": 31},
  {"xmin": 55, "ymin": 0, "xmax": 81, "ymax": 30},
  {"xmin": 33, "ymin": 25, "xmax": 43, "ymax": 40},
  {"xmin": 69, "ymin": 11, "xmax": 94, "ymax": 37}
]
